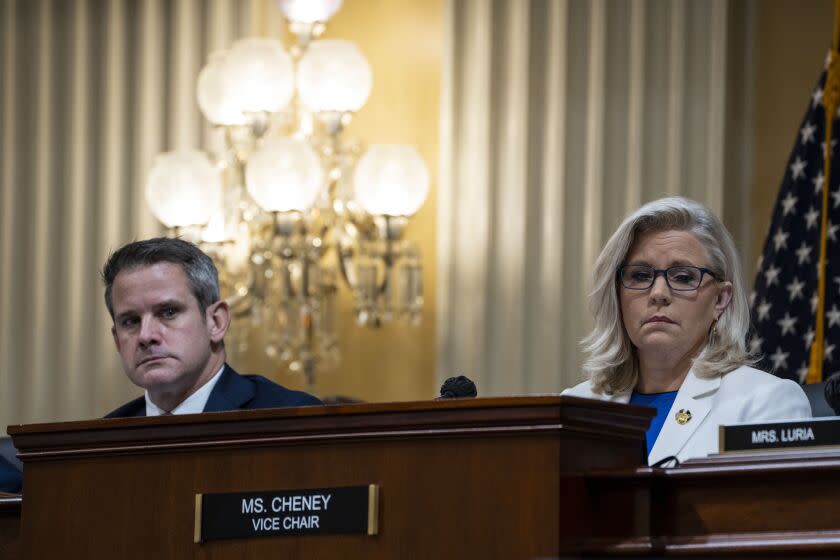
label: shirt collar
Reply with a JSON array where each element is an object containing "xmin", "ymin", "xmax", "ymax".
[{"xmin": 145, "ymin": 364, "xmax": 226, "ymax": 416}]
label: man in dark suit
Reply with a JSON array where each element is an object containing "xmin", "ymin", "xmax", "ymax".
[
  {"xmin": 0, "ymin": 456, "xmax": 21, "ymax": 493},
  {"xmin": 102, "ymin": 237, "xmax": 320, "ymax": 417}
]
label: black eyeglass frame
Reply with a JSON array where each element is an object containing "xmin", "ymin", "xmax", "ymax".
[{"xmin": 616, "ymin": 265, "xmax": 720, "ymax": 292}]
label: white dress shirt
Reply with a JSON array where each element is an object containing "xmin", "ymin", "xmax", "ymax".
[{"xmin": 145, "ymin": 365, "xmax": 225, "ymax": 416}]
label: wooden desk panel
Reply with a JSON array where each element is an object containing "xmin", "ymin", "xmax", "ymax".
[
  {"xmin": 9, "ymin": 396, "xmax": 651, "ymax": 559},
  {"xmin": 585, "ymin": 449, "xmax": 840, "ymax": 557},
  {"xmin": 0, "ymin": 493, "xmax": 21, "ymax": 560},
  {"xmin": 16, "ymin": 397, "xmax": 840, "ymax": 558}
]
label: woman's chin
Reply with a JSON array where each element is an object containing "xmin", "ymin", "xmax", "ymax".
[{"xmin": 635, "ymin": 333, "xmax": 682, "ymax": 354}]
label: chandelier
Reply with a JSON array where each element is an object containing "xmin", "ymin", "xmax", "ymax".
[{"xmin": 143, "ymin": 0, "xmax": 428, "ymax": 389}]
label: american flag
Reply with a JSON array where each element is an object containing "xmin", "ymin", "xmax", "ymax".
[{"xmin": 750, "ymin": 62, "xmax": 840, "ymax": 383}]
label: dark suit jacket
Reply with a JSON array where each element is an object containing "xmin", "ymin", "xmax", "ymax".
[
  {"xmin": 0, "ymin": 455, "xmax": 21, "ymax": 493},
  {"xmin": 105, "ymin": 364, "xmax": 321, "ymax": 418}
]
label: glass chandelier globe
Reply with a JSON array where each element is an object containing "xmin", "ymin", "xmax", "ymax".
[
  {"xmin": 224, "ymin": 38, "xmax": 295, "ymax": 115},
  {"xmin": 275, "ymin": 0, "xmax": 343, "ymax": 23},
  {"xmin": 354, "ymin": 145, "xmax": 429, "ymax": 217},
  {"xmin": 297, "ymin": 40, "xmax": 372, "ymax": 113},
  {"xmin": 196, "ymin": 51, "xmax": 247, "ymax": 126},
  {"xmin": 145, "ymin": 150, "xmax": 222, "ymax": 228},
  {"xmin": 246, "ymin": 138, "xmax": 324, "ymax": 213}
]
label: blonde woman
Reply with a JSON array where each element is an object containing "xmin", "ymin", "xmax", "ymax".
[{"xmin": 563, "ymin": 197, "xmax": 810, "ymax": 464}]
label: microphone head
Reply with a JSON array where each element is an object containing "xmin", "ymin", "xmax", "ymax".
[
  {"xmin": 824, "ymin": 372, "xmax": 840, "ymax": 414},
  {"xmin": 439, "ymin": 375, "xmax": 477, "ymax": 399}
]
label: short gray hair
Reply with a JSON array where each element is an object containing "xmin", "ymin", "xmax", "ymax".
[
  {"xmin": 101, "ymin": 237, "xmax": 220, "ymax": 319},
  {"xmin": 581, "ymin": 197, "xmax": 752, "ymax": 394}
]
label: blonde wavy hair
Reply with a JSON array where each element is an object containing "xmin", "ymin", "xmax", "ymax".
[{"xmin": 581, "ymin": 197, "xmax": 752, "ymax": 394}]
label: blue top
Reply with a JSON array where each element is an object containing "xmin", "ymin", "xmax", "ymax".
[{"xmin": 630, "ymin": 390, "xmax": 679, "ymax": 458}]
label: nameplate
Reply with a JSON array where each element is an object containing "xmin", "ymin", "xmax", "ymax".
[
  {"xmin": 194, "ymin": 485, "xmax": 379, "ymax": 543},
  {"xmin": 720, "ymin": 418, "xmax": 840, "ymax": 453}
]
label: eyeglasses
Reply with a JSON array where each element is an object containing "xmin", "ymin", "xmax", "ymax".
[{"xmin": 617, "ymin": 265, "xmax": 719, "ymax": 292}]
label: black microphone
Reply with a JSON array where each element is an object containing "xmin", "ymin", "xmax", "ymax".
[
  {"xmin": 438, "ymin": 375, "xmax": 477, "ymax": 399},
  {"xmin": 824, "ymin": 372, "xmax": 840, "ymax": 414}
]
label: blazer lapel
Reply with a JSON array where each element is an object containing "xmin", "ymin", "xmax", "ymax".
[
  {"xmin": 203, "ymin": 365, "xmax": 255, "ymax": 412},
  {"xmin": 647, "ymin": 368, "xmax": 720, "ymax": 465}
]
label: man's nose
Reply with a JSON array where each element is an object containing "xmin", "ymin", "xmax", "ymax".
[{"xmin": 137, "ymin": 317, "xmax": 162, "ymax": 346}]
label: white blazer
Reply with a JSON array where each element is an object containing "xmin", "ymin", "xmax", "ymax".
[{"xmin": 561, "ymin": 365, "xmax": 812, "ymax": 465}]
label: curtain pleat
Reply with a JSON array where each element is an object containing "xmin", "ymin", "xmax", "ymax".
[
  {"xmin": 135, "ymin": 0, "xmax": 165, "ymax": 239},
  {"xmin": 63, "ymin": 0, "xmax": 92, "ymax": 420},
  {"xmin": 530, "ymin": 0, "xmax": 567, "ymax": 393},
  {"xmin": 1, "ymin": 0, "xmax": 20, "ymax": 422},
  {"xmin": 488, "ymin": 0, "xmax": 529, "ymax": 396},
  {"xmin": 30, "ymin": 0, "xmax": 55, "ymax": 419}
]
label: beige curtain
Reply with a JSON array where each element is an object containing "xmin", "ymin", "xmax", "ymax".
[
  {"xmin": 436, "ymin": 0, "xmax": 755, "ymax": 396},
  {"xmin": 0, "ymin": 0, "xmax": 252, "ymax": 427}
]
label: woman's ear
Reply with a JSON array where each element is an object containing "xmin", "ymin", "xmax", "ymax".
[{"xmin": 714, "ymin": 281, "xmax": 733, "ymax": 320}]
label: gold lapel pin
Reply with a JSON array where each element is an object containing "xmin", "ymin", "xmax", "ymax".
[{"xmin": 675, "ymin": 409, "xmax": 692, "ymax": 425}]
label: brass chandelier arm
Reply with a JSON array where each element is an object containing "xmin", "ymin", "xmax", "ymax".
[
  {"xmin": 336, "ymin": 214, "xmax": 406, "ymax": 289},
  {"xmin": 336, "ymin": 243, "xmax": 394, "ymax": 299}
]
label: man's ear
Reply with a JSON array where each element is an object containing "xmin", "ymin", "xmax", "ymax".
[
  {"xmin": 714, "ymin": 281, "xmax": 733, "ymax": 320},
  {"xmin": 206, "ymin": 300, "xmax": 230, "ymax": 344}
]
